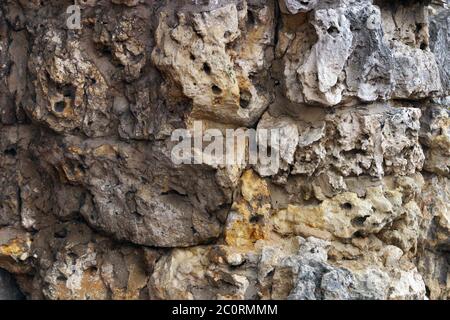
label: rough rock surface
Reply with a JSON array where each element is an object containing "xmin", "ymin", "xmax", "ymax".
[{"xmin": 0, "ymin": 0, "xmax": 449, "ymax": 300}]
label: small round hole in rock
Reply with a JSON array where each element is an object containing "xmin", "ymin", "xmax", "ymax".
[
  {"xmin": 4, "ymin": 147, "xmax": 17, "ymax": 157},
  {"xmin": 420, "ymin": 42, "xmax": 427, "ymax": 50},
  {"xmin": 351, "ymin": 215, "xmax": 369, "ymax": 227},
  {"xmin": 327, "ymin": 26, "xmax": 339, "ymax": 37},
  {"xmin": 212, "ymin": 85, "xmax": 222, "ymax": 94},
  {"xmin": 415, "ymin": 23, "xmax": 423, "ymax": 33},
  {"xmin": 54, "ymin": 101, "xmax": 66, "ymax": 113},
  {"xmin": 240, "ymin": 98, "xmax": 250, "ymax": 109},
  {"xmin": 352, "ymin": 231, "xmax": 365, "ymax": 238},
  {"xmin": 341, "ymin": 202, "xmax": 353, "ymax": 210},
  {"xmin": 247, "ymin": 10, "xmax": 255, "ymax": 26},
  {"xmin": 203, "ymin": 63, "xmax": 211, "ymax": 75},
  {"xmin": 100, "ymin": 46, "xmax": 112, "ymax": 55},
  {"xmin": 54, "ymin": 228, "xmax": 67, "ymax": 239},
  {"xmin": 63, "ymin": 86, "xmax": 76, "ymax": 99},
  {"xmin": 56, "ymin": 275, "xmax": 68, "ymax": 282},
  {"xmin": 249, "ymin": 215, "xmax": 262, "ymax": 224},
  {"xmin": 89, "ymin": 266, "xmax": 98, "ymax": 273},
  {"xmin": 240, "ymin": 90, "xmax": 252, "ymax": 109}
]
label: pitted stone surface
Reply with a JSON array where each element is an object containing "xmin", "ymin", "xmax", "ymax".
[{"xmin": 0, "ymin": 0, "xmax": 448, "ymax": 300}]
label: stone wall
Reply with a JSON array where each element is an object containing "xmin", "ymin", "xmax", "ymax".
[{"xmin": 0, "ymin": 0, "xmax": 448, "ymax": 300}]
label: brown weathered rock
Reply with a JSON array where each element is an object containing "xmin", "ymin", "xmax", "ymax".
[{"xmin": 0, "ymin": 0, "xmax": 448, "ymax": 300}]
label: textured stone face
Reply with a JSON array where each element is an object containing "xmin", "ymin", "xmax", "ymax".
[
  {"xmin": 152, "ymin": 1, "xmax": 275, "ymax": 126},
  {"xmin": 28, "ymin": 132, "xmax": 229, "ymax": 247},
  {"xmin": 0, "ymin": 0, "xmax": 449, "ymax": 300},
  {"xmin": 279, "ymin": 0, "xmax": 445, "ymax": 106},
  {"xmin": 256, "ymin": 104, "xmax": 425, "ymax": 178}
]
